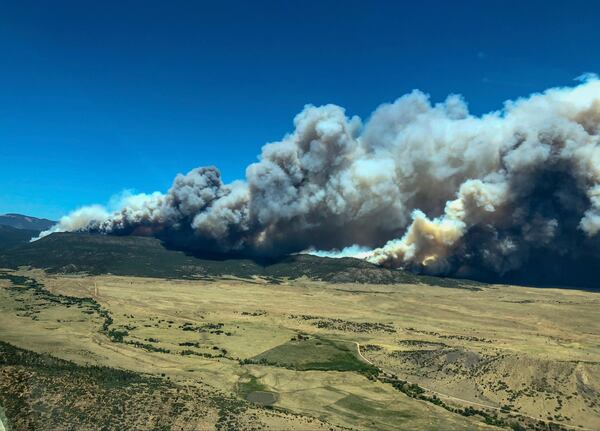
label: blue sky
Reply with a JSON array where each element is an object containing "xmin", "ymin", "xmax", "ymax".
[{"xmin": 1, "ymin": 0, "xmax": 599, "ymax": 220}]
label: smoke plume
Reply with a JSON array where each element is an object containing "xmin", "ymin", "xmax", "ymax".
[{"xmin": 39, "ymin": 77, "xmax": 600, "ymax": 284}]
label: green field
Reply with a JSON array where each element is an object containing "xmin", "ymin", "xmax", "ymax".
[{"xmin": 252, "ymin": 336, "xmax": 378, "ymax": 375}]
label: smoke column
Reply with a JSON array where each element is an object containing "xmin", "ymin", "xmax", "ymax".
[{"xmin": 39, "ymin": 77, "xmax": 600, "ymax": 284}]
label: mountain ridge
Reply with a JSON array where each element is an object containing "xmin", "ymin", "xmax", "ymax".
[
  {"xmin": 0, "ymin": 232, "xmax": 478, "ymax": 288},
  {"xmin": 0, "ymin": 213, "xmax": 56, "ymax": 231}
]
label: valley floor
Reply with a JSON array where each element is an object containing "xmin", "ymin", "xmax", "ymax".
[{"xmin": 0, "ymin": 269, "xmax": 598, "ymax": 430}]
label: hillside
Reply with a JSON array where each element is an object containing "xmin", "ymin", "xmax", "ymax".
[
  {"xmin": 0, "ymin": 213, "xmax": 56, "ymax": 231},
  {"xmin": 0, "ymin": 232, "xmax": 477, "ymax": 287},
  {"xmin": 0, "ymin": 225, "xmax": 38, "ymax": 250}
]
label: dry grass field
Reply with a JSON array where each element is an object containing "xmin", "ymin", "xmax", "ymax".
[{"xmin": 0, "ymin": 268, "xmax": 598, "ymax": 430}]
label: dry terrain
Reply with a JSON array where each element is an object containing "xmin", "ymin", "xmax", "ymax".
[{"xmin": 0, "ymin": 268, "xmax": 598, "ymax": 430}]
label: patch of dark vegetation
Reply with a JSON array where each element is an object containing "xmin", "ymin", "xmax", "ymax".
[
  {"xmin": 501, "ymin": 299, "xmax": 536, "ymax": 304},
  {"xmin": 404, "ymin": 328, "xmax": 492, "ymax": 343},
  {"xmin": 179, "ymin": 341, "xmax": 202, "ymax": 348},
  {"xmin": 289, "ymin": 314, "xmax": 395, "ymax": 333},
  {"xmin": 240, "ymin": 310, "xmax": 267, "ymax": 316},
  {"xmin": 124, "ymin": 341, "xmax": 171, "ymax": 354},
  {"xmin": 263, "ymin": 277, "xmax": 282, "ymax": 285},
  {"xmin": 398, "ymin": 339, "xmax": 448, "ymax": 348},
  {"xmin": 107, "ymin": 329, "xmax": 129, "ymax": 342},
  {"xmin": 180, "ymin": 322, "xmax": 232, "ymax": 336},
  {"xmin": 180, "ymin": 347, "xmax": 230, "ymax": 359},
  {"xmin": 416, "ymin": 274, "xmax": 484, "ymax": 291},
  {"xmin": 361, "ymin": 344, "xmax": 383, "ymax": 352}
]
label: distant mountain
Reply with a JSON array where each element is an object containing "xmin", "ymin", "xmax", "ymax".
[
  {"xmin": 0, "ymin": 232, "xmax": 478, "ymax": 288},
  {"xmin": 0, "ymin": 225, "xmax": 39, "ymax": 250},
  {"xmin": 0, "ymin": 213, "xmax": 56, "ymax": 231}
]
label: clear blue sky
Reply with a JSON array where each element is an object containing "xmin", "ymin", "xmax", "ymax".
[{"xmin": 1, "ymin": 0, "xmax": 599, "ymax": 220}]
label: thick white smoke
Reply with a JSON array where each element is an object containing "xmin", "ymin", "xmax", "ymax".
[{"xmin": 39, "ymin": 77, "xmax": 600, "ymax": 279}]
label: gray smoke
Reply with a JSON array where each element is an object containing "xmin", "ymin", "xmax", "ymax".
[{"xmin": 39, "ymin": 77, "xmax": 600, "ymax": 281}]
